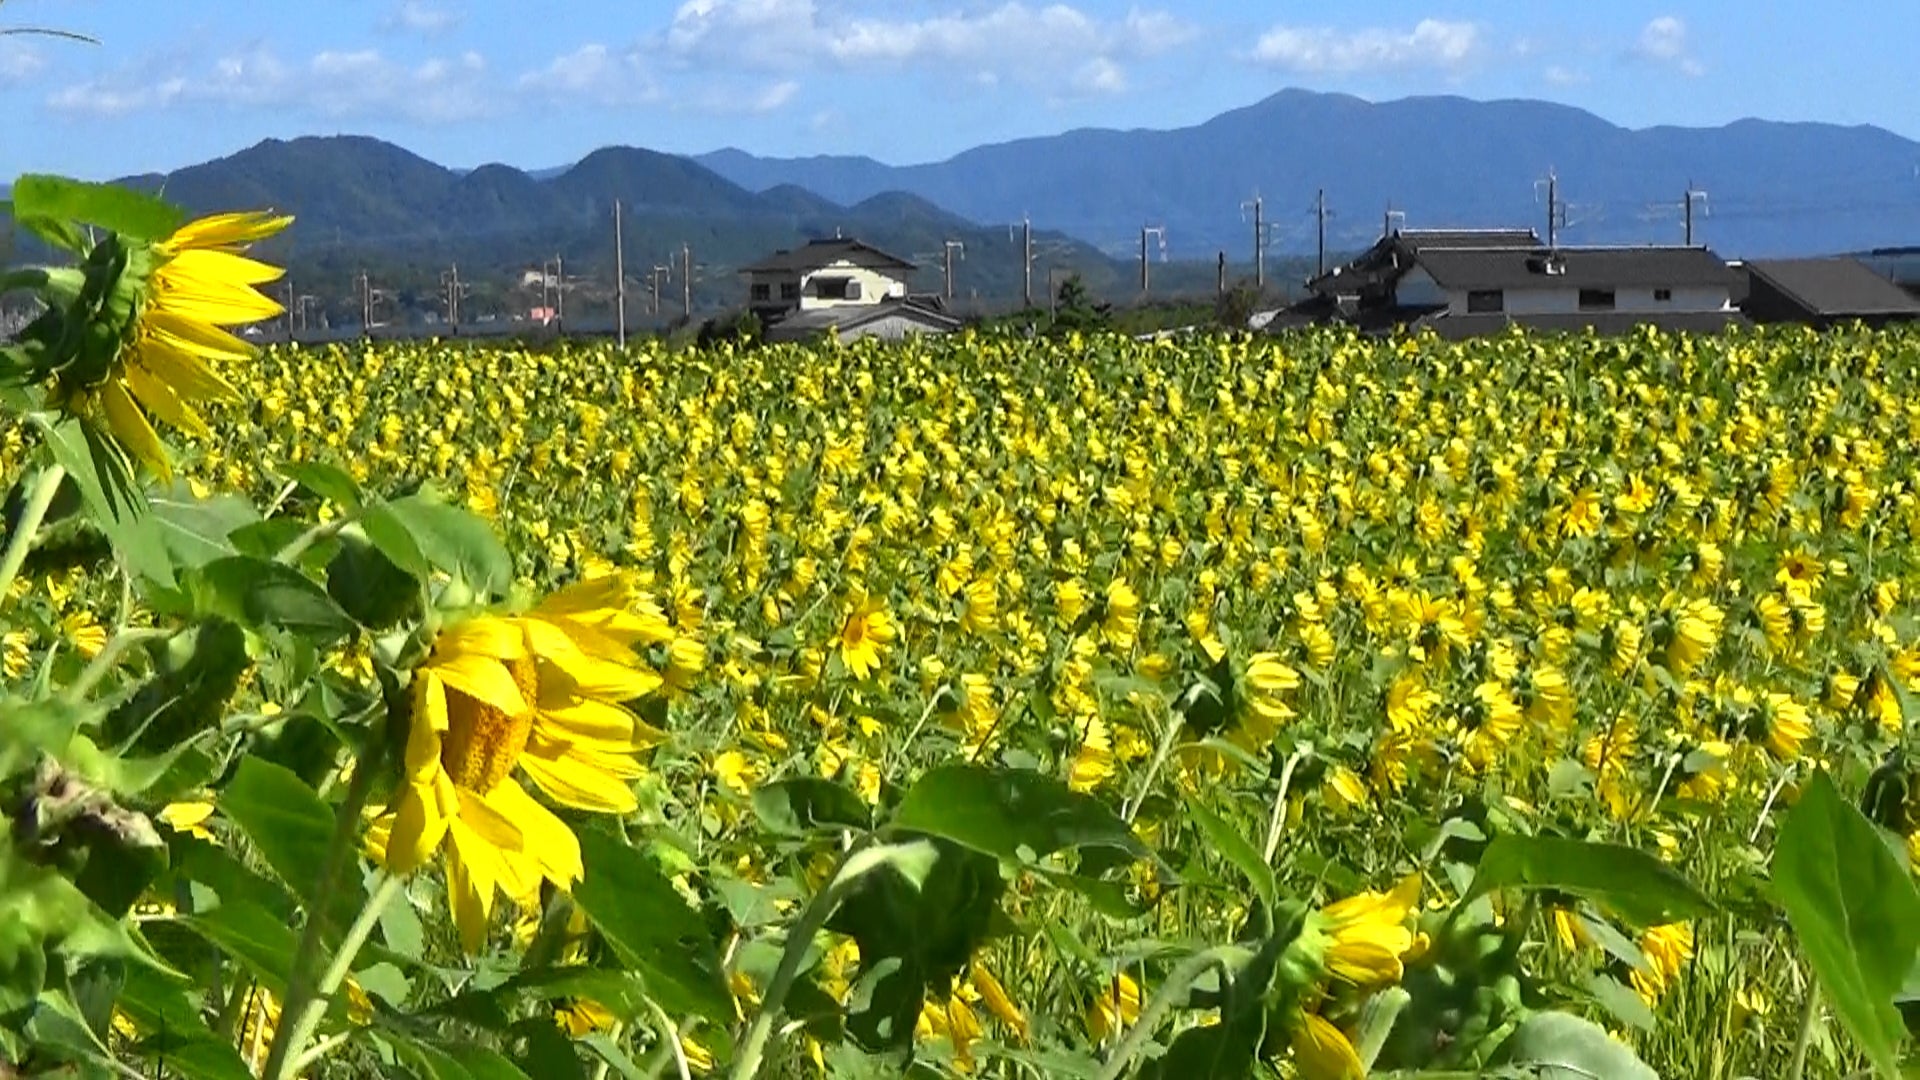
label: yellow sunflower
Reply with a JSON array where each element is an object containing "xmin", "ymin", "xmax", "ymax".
[
  {"xmin": 64, "ymin": 211, "xmax": 292, "ymax": 478},
  {"xmin": 836, "ymin": 588, "xmax": 895, "ymax": 679},
  {"xmin": 1314, "ymin": 873, "xmax": 1422, "ymax": 989},
  {"xmin": 1292, "ymin": 1010, "xmax": 1365, "ymax": 1080},
  {"xmin": 379, "ymin": 575, "xmax": 665, "ymax": 951}
]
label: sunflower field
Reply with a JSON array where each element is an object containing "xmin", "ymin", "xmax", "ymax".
[{"xmin": 5, "ymin": 179, "xmax": 1920, "ymax": 1080}]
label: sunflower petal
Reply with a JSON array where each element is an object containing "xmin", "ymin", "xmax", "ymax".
[
  {"xmin": 124, "ymin": 364, "xmax": 211, "ymax": 439},
  {"xmin": 142, "ymin": 308, "xmax": 256, "ymax": 362},
  {"xmin": 161, "ymin": 211, "xmax": 293, "ymax": 253},
  {"xmin": 386, "ymin": 773, "xmax": 456, "ymax": 875},
  {"xmin": 535, "ymin": 695, "xmax": 642, "ymax": 744},
  {"xmin": 438, "ymin": 616, "xmax": 530, "ymax": 660},
  {"xmin": 428, "ymin": 652, "xmax": 528, "ymax": 717},
  {"xmin": 518, "ymin": 743, "xmax": 639, "ymax": 814},
  {"xmin": 457, "ymin": 785, "xmax": 527, "ymax": 853},
  {"xmin": 445, "ymin": 822, "xmax": 499, "ymax": 953},
  {"xmin": 134, "ymin": 330, "xmax": 243, "ymax": 403},
  {"xmin": 482, "ymin": 781, "xmax": 584, "ymax": 888},
  {"xmin": 522, "ymin": 619, "xmax": 662, "ymax": 701},
  {"xmin": 163, "ymin": 248, "xmax": 286, "ymax": 286},
  {"xmin": 404, "ymin": 675, "xmax": 448, "ymax": 782},
  {"xmin": 95, "ymin": 381, "xmax": 171, "ymax": 479}
]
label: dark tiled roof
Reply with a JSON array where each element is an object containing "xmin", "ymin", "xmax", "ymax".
[
  {"xmin": 1743, "ymin": 258, "xmax": 1920, "ymax": 317},
  {"xmin": 741, "ymin": 237, "xmax": 916, "ymax": 274},
  {"xmin": 763, "ymin": 298, "xmax": 960, "ymax": 341},
  {"xmin": 1415, "ymin": 246, "xmax": 1736, "ymax": 291},
  {"xmin": 1308, "ymin": 229, "xmax": 1543, "ymax": 294},
  {"xmin": 1419, "ymin": 310, "xmax": 1747, "ymax": 340},
  {"xmin": 1395, "ymin": 228, "xmax": 1542, "ymax": 251}
]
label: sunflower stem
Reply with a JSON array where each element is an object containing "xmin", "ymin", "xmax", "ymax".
[
  {"xmin": 1788, "ymin": 975, "xmax": 1819, "ymax": 1080},
  {"xmin": 260, "ymin": 729, "xmax": 389, "ymax": 1080},
  {"xmin": 1093, "ymin": 946, "xmax": 1239, "ymax": 1080},
  {"xmin": 0, "ymin": 463, "xmax": 65, "ymax": 610},
  {"xmin": 270, "ymin": 872, "xmax": 402, "ymax": 1080},
  {"xmin": 1262, "ymin": 747, "xmax": 1307, "ymax": 864},
  {"xmin": 1121, "ymin": 704, "xmax": 1182, "ymax": 824},
  {"xmin": 728, "ymin": 839, "xmax": 870, "ymax": 1080},
  {"xmin": 274, "ymin": 509, "xmax": 359, "ymax": 564},
  {"xmin": 63, "ymin": 626, "xmax": 170, "ymax": 704}
]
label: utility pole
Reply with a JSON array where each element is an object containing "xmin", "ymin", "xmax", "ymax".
[
  {"xmin": 1535, "ymin": 170, "xmax": 1562, "ymax": 248},
  {"xmin": 1020, "ymin": 217, "xmax": 1033, "ymax": 308},
  {"xmin": 440, "ymin": 263, "xmax": 469, "ymax": 332},
  {"xmin": 681, "ymin": 243, "xmax": 692, "ymax": 318},
  {"xmin": 1315, "ymin": 188, "xmax": 1328, "ymax": 277},
  {"xmin": 614, "ymin": 199, "xmax": 626, "ymax": 348},
  {"xmin": 1216, "ymin": 251, "xmax": 1227, "ymax": 296},
  {"xmin": 649, "ymin": 264, "xmax": 671, "ymax": 316},
  {"xmin": 1139, "ymin": 225, "xmax": 1165, "ymax": 294},
  {"xmin": 1241, "ymin": 194, "xmax": 1265, "ymax": 288},
  {"xmin": 942, "ymin": 240, "xmax": 965, "ymax": 301},
  {"xmin": 541, "ymin": 256, "xmax": 565, "ymax": 326},
  {"xmin": 1684, "ymin": 182, "xmax": 1709, "ymax": 246},
  {"xmin": 296, "ymin": 294, "xmax": 320, "ymax": 333},
  {"xmin": 282, "ymin": 281, "xmax": 295, "ymax": 339},
  {"xmin": 355, "ymin": 271, "xmax": 376, "ymax": 335}
]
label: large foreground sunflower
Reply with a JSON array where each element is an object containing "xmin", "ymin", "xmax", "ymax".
[
  {"xmin": 378, "ymin": 574, "xmax": 668, "ymax": 950},
  {"xmin": 62, "ymin": 211, "xmax": 291, "ymax": 477}
]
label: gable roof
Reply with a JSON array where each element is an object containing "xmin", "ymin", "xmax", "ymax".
[
  {"xmin": 741, "ymin": 237, "xmax": 916, "ymax": 275},
  {"xmin": 1309, "ymin": 228, "xmax": 1542, "ymax": 294},
  {"xmin": 1743, "ymin": 258, "xmax": 1920, "ymax": 318},
  {"xmin": 763, "ymin": 297, "xmax": 960, "ymax": 341},
  {"xmin": 1395, "ymin": 228, "xmax": 1542, "ymax": 251},
  {"xmin": 1414, "ymin": 246, "xmax": 1736, "ymax": 292}
]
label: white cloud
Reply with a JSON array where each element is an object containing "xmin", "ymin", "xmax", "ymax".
[
  {"xmin": 517, "ymin": 43, "xmax": 661, "ymax": 107},
  {"xmin": 1248, "ymin": 19, "xmax": 1483, "ymax": 74},
  {"xmin": 0, "ymin": 40, "xmax": 46, "ymax": 86},
  {"xmin": 661, "ymin": 1, "xmax": 1194, "ymax": 95},
  {"xmin": 1544, "ymin": 65, "xmax": 1588, "ymax": 87},
  {"xmin": 1631, "ymin": 15, "xmax": 1704, "ymax": 76},
  {"xmin": 1070, "ymin": 57, "xmax": 1127, "ymax": 97},
  {"xmin": 48, "ymin": 47, "xmax": 494, "ymax": 122},
  {"xmin": 386, "ymin": 1, "xmax": 463, "ymax": 35},
  {"xmin": 681, "ymin": 77, "xmax": 803, "ymax": 115}
]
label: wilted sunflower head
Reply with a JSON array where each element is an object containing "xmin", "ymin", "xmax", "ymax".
[{"xmin": 52, "ymin": 210, "xmax": 291, "ymax": 479}]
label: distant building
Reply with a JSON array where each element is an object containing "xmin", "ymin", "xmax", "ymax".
[
  {"xmin": 1280, "ymin": 228, "xmax": 1747, "ymax": 337},
  {"xmin": 1737, "ymin": 258, "xmax": 1920, "ymax": 328},
  {"xmin": 741, "ymin": 237, "xmax": 915, "ymax": 321},
  {"xmin": 762, "ymin": 298, "xmax": 961, "ymax": 345},
  {"xmin": 741, "ymin": 237, "xmax": 958, "ymax": 343}
]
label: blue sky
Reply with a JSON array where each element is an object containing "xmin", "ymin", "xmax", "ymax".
[{"xmin": 3, "ymin": 1, "xmax": 1916, "ymax": 179}]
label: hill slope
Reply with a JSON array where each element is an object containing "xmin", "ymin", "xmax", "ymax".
[
  {"xmin": 697, "ymin": 89, "xmax": 1920, "ymax": 258},
  {"xmin": 104, "ymin": 135, "xmax": 1124, "ymax": 313}
]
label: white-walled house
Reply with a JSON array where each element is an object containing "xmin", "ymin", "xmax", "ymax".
[
  {"xmin": 741, "ymin": 238, "xmax": 914, "ymax": 320},
  {"xmin": 741, "ymin": 237, "xmax": 960, "ymax": 343},
  {"xmin": 1287, "ymin": 229, "xmax": 1745, "ymax": 337},
  {"xmin": 1411, "ymin": 247, "xmax": 1736, "ymax": 319}
]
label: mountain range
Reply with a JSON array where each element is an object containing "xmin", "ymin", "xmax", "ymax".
[
  {"xmin": 697, "ymin": 89, "xmax": 1920, "ymax": 260},
  {"xmin": 101, "ymin": 136, "xmax": 1139, "ymax": 309},
  {"xmin": 8, "ymin": 89, "xmax": 1920, "ymax": 321}
]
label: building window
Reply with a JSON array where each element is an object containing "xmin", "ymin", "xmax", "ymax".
[
  {"xmin": 1654, "ymin": 288, "xmax": 1673, "ymax": 302},
  {"xmin": 1466, "ymin": 289, "xmax": 1504, "ymax": 314},
  {"xmin": 750, "ymin": 283, "xmax": 771, "ymax": 302},
  {"xmin": 1578, "ymin": 288, "xmax": 1616, "ymax": 311},
  {"xmin": 813, "ymin": 277, "xmax": 861, "ymax": 301},
  {"xmin": 780, "ymin": 282, "xmax": 799, "ymax": 301}
]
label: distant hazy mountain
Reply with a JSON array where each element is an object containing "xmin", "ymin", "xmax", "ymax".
[
  {"xmin": 105, "ymin": 135, "xmax": 1127, "ymax": 307},
  {"xmin": 697, "ymin": 89, "xmax": 1920, "ymax": 259}
]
